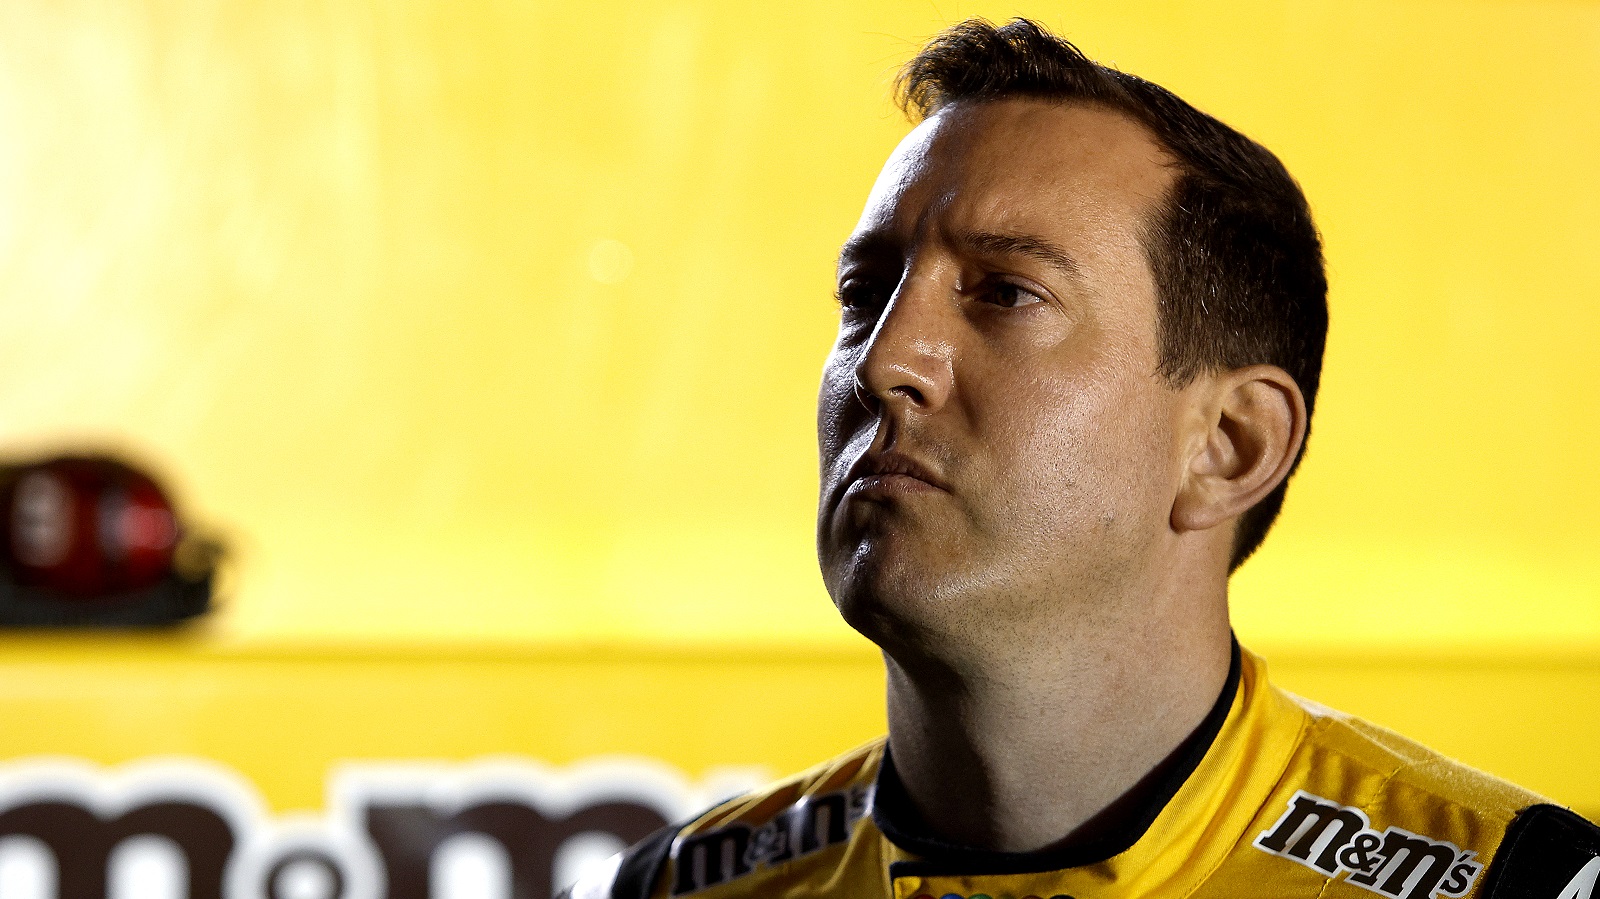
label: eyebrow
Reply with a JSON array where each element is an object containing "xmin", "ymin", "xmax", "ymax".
[
  {"xmin": 956, "ymin": 229, "xmax": 1084, "ymax": 281},
  {"xmin": 836, "ymin": 227, "xmax": 1085, "ymax": 282},
  {"xmin": 836, "ymin": 231, "xmax": 900, "ymax": 271}
]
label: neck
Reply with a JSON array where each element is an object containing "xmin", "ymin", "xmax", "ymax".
[{"xmin": 881, "ymin": 594, "xmax": 1233, "ymax": 854}]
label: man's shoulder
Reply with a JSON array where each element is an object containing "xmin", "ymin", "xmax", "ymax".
[
  {"xmin": 559, "ymin": 738, "xmax": 886, "ymax": 899},
  {"xmin": 1284, "ymin": 688, "xmax": 1545, "ymax": 816},
  {"xmin": 677, "ymin": 735, "xmax": 885, "ymax": 837},
  {"xmin": 1250, "ymin": 686, "xmax": 1600, "ymax": 899}
]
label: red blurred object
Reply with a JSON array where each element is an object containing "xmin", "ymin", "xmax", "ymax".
[{"xmin": 1, "ymin": 457, "xmax": 180, "ymax": 597}]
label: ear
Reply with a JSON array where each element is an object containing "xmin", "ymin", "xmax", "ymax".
[{"xmin": 1171, "ymin": 365, "xmax": 1308, "ymax": 534}]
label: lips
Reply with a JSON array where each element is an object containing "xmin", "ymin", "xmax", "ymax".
[{"xmin": 845, "ymin": 450, "xmax": 949, "ymax": 495}]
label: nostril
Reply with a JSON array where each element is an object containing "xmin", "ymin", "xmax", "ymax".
[
  {"xmin": 853, "ymin": 379, "xmax": 926, "ymax": 411},
  {"xmin": 888, "ymin": 384, "xmax": 925, "ymax": 405}
]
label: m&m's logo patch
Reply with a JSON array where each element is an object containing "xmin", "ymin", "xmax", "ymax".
[{"xmin": 911, "ymin": 894, "xmax": 1075, "ymax": 899}]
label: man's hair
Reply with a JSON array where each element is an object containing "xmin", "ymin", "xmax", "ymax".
[{"xmin": 896, "ymin": 18, "xmax": 1329, "ymax": 571}]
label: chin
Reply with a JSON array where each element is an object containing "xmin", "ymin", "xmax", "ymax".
[{"xmin": 824, "ymin": 541, "xmax": 969, "ymax": 656}]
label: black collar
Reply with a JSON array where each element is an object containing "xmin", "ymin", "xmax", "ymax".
[{"xmin": 875, "ymin": 637, "xmax": 1243, "ymax": 877}]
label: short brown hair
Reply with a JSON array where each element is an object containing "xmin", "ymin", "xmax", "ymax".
[{"xmin": 897, "ymin": 18, "xmax": 1329, "ymax": 571}]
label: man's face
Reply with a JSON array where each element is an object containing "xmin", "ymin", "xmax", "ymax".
[{"xmin": 817, "ymin": 99, "xmax": 1192, "ymax": 655}]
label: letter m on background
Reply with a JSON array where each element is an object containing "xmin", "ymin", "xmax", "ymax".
[
  {"xmin": 1255, "ymin": 791, "xmax": 1370, "ymax": 875},
  {"xmin": 0, "ymin": 800, "xmax": 235, "ymax": 899}
]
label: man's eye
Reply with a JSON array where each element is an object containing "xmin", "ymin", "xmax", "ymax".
[
  {"xmin": 835, "ymin": 280, "xmax": 891, "ymax": 312},
  {"xmin": 988, "ymin": 282, "xmax": 1047, "ymax": 308}
]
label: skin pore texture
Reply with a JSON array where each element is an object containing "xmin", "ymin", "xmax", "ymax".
[{"xmin": 816, "ymin": 99, "xmax": 1307, "ymax": 853}]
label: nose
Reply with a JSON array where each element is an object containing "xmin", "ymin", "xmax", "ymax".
[{"xmin": 853, "ymin": 277, "xmax": 955, "ymax": 414}]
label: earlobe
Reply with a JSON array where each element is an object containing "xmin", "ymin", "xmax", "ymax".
[{"xmin": 1171, "ymin": 366, "xmax": 1307, "ymax": 534}]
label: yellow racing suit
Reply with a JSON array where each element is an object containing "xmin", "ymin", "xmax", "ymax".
[{"xmin": 566, "ymin": 643, "xmax": 1600, "ymax": 899}]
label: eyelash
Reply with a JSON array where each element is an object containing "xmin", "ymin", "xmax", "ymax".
[
  {"xmin": 834, "ymin": 276, "xmax": 1045, "ymax": 312},
  {"xmin": 834, "ymin": 278, "xmax": 891, "ymax": 312},
  {"xmin": 985, "ymin": 281, "xmax": 1046, "ymax": 308}
]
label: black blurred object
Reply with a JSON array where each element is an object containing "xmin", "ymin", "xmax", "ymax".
[{"xmin": 0, "ymin": 456, "xmax": 216, "ymax": 627}]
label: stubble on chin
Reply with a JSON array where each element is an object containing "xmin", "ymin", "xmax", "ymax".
[
  {"xmin": 824, "ymin": 518, "xmax": 1002, "ymax": 667},
  {"xmin": 824, "ymin": 518, "xmax": 926, "ymax": 643}
]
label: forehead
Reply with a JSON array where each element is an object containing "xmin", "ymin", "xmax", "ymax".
[{"xmin": 852, "ymin": 99, "xmax": 1176, "ymax": 254}]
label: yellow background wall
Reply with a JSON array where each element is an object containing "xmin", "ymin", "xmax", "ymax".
[{"xmin": 0, "ymin": 0, "xmax": 1596, "ymax": 817}]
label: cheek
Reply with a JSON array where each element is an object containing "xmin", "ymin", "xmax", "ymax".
[
  {"xmin": 817, "ymin": 357, "xmax": 847, "ymax": 427},
  {"xmin": 986, "ymin": 367, "xmax": 1176, "ymax": 531},
  {"xmin": 817, "ymin": 353, "xmax": 866, "ymax": 466}
]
